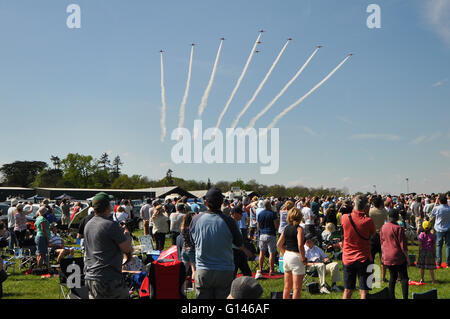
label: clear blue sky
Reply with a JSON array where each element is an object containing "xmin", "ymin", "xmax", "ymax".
[{"xmin": 0, "ymin": 0, "xmax": 449, "ymax": 194}]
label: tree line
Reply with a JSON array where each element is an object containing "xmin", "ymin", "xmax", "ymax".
[{"xmin": 0, "ymin": 153, "xmax": 347, "ymax": 198}]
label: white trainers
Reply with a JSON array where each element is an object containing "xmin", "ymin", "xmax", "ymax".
[
  {"xmin": 320, "ymin": 286, "xmax": 331, "ymax": 294},
  {"xmin": 255, "ymin": 270, "xmax": 263, "ymax": 280}
]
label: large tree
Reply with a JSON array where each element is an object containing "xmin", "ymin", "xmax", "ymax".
[
  {"xmin": 111, "ymin": 156, "xmax": 123, "ymax": 181},
  {"xmin": 61, "ymin": 153, "xmax": 97, "ymax": 188},
  {"xmin": 0, "ymin": 161, "xmax": 47, "ymax": 187}
]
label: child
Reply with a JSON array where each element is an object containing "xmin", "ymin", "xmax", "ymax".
[{"xmin": 416, "ymin": 220, "xmax": 437, "ymax": 283}]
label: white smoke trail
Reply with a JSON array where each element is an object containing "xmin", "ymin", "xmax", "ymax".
[
  {"xmin": 214, "ymin": 32, "xmax": 262, "ymax": 131},
  {"xmin": 263, "ymin": 54, "xmax": 351, "ymax": 133},
  {"xmin": 230, "ymin": 39, "xmax": 290, "ymax": 129},
  {"xmin": 178, "ymin": 45, "xmax": 195, "ymax": 131},
  {"xmin": 160, "ymin": 51, "xmax": 167, "ymax": 142},
  {"xmin": 198, "ymin": 39, "xmax": 224, "ymax": 117},
  {"xmin": 245, "ymin": 46, "xmax": 321, "ymax": 132}
]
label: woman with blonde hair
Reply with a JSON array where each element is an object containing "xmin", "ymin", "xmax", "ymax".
[
  {"xmin": 322, "ymin": 222, "xmax": 336, "ymax": 242},
  {"xmin": 277, "ymin": 207, "xmax": 306, "ymax": 299},
  {"xmin": 151, "ymin": 205, "xmax": 169, "ymax": 251}
]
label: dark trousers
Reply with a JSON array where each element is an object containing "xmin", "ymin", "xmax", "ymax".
[
  {"xmin": 233, "ymin": 248, "xmax": 252, "ymax": 278},
  {"xmin": 154, "ymin": 232, "xmax": 166, "ymax": 251},
  {"xmin": 387, "ymin": 263, "xmax": 409, "ymax": 299},
  {"xmin": 171, "ymin": 232, "xmax": 180, "ymax": 246},
  {"xmin": 14, "ymin": 230, "xmax": 26, "ymax": 248},
  {"xmin": 8, "ymin": 227, "xmax": 16, "ymax": 250},
  {"xmin": 240, "ymin": 228, "xmax": 248, "ymax": 241}
]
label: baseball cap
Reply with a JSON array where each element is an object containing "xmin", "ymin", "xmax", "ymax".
[
  {"xmin": 229, "ymin": 276, "xmax": 263, "ymax": 299},
  {"xmin": 205, "ymin": 188, "xmax": 224, "ymax": 206},
  {"xmin": 92, "ymin": 192, "xmax": 114, "ymax": 209}
]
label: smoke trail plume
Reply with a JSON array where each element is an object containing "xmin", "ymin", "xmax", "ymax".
[
  {"xmin": 264, "ymin": 54, "xmax": 351, "ymax": 132},
  {"xmin": 245, "ymin": 46, "xmax": 321, "ymax": 132},
  {"xmin": 230, "ymin": 39, "xmax": 290, "ymax": 129},
  {"xmin": 198, "ymin": 39, "xmax": 224, "ymax": 117},
  {"xmin": 214, "ymin": 32, "xmax": 263, "ymax": 131},
  {"xmin": 160, "ymin": 51, "xmax": 167, "ymax": 142},
  {"xmin": 178, "ymin": 45, "xmax": 195, "ymax": 131}
]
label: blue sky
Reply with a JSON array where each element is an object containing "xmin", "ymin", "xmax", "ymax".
[{"xmin": 0, "ymin": 0, "xmax": 449, "ymax": 194}]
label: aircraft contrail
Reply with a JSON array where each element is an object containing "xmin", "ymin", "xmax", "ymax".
[
  {"xmin": 230, "ymin": 38, "xmax": 291, "ymax": 130},
  {"xmin": 178, "ymin": 44, "xmax": 195, "ymax": 131},
  {"xmin": 198, "ymin": 38, "xmax": 224, "ymax": 117},
  {"xmin": 263, "ymin": 54, "xmax": 351, "ymax": 133},
  {"xmin": 160, "ymin": 51, "xmax": 167, "ymax": 142},
  {"xmin": 214, "ymin": 31, "xmax": 263, "ymax": 131},
  {"xmin": 245, "ymin": 46, "xmax": 321, "ymax": 132}
]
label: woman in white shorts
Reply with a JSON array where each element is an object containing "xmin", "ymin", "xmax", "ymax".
[{"xmin": 277, "ymin": 207, "xmax": 306, "ymax": 299}]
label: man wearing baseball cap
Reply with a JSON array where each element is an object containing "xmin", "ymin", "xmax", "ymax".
[
  {"xmin": 227, "ymin": 276, "xmax": 263, "ymax": 299},
  {"xmin": 83, "ymin": 192, "xmax": 133, "ymax": 299},
  {"xmin": 190, "ymin": 188, "xmax": 252, "ymax": 299}
]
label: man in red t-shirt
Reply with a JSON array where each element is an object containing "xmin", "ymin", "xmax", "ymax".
[{"xmin": 341, "ymin": 195, "xmax": 376, "ymax": 299}]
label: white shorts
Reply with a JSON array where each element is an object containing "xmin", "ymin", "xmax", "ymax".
[{"xmin": 283, "ymin": 251, "xmax": 305, "ymax": 275}]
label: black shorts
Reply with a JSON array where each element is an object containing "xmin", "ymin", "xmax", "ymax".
[
  {"xmin": 370, "ymin": 233, "xmax": 382, "ymax": 261},
  {"xmin": 343, "ymin": 260, "xmax": 372, "ymax": 291}
]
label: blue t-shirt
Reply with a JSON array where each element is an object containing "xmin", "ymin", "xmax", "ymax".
[
  {"xmin": 238, "ymin": 212, "xmax": 248, "ymax": 229},
  {"xmin": 190, "ymin": 211, "xmax": 243, "ymax": 271},
  {"xmin": 432, "ymin": 204, "xmax": 450, "ymax": 232},
  {"xmin": 257, "ymin": 209, "xmax": 278, "ymax": 236}
]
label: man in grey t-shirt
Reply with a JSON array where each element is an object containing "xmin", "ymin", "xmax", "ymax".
[{"xmin": 84, "ymin": 192, "xmax": 133, "ymax": 299}]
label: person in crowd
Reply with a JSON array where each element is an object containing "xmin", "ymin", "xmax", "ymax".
[
  {"xmin": 181, "ymin": 212, "xmax": 196, "ymax": 292},
  {"xmin": 245, "ymin": 196, "xmax": 259, "ymax": 241},
  {"xmin": 323, "ymin": 203, "xmax": 338, "ymax": 227},
  {"xmin": 113, "ymin": 206, "xmax": 128, "ymax": 224},
  {"xmin": 48, "ymin": 223, "xmax": 74, "ymax": 264},
  {"xmin": 380, "ymin": 209, "xmax": 409, "ymax": 299},
  {"xmin": 84, "ymin": 192, "xmax": 133, "ymax": 299},
  {"xmin": 121, "ymin": 200, "xmax": 133, "ymax": 219},
  {"xmin": 87, "ymin": 201, "xmax": 95, "ymax": 216},
  {"xmin": 190, "ymin": 199, "xmax": 200, "ymax": 214},
  {"xmin": 227, "ymin": 276, "xmax": 263, "ymax": 299},
  {"xmin": 77, "ymin": 207, "xmax": 96, "ymax": 252},
  {"xmin": 256, "ymin": 199, "xmax": 279, "ymax": 279},
  {"xmin": 7, "ymin": 198, "xmax": 18, "ymax": 250},
  {"xmin": 151, "ymin": 204, "xmax": 169, "ymax": 251},
  {"xmin": 190, "ymin": 188, "xmax": 251, "ymax": 299},
  {"xmin": 277, "ymin": 207, "xmax": 306, "ymax": 299},
  {"xmin": 221, "ymin": 199, "xmax": 231, "ymax": 215},
  {"xmin": 411, "ymin": 196, "xmax": 423, "ymax": 229},
  {"xmin": 14, "ymin": 204, "xmax": 33, "ymax": 248},
  {"xmin": 60, "ymin": 199, "xmax": 71, "ymax": 226},
  {"xmin": 35, "ymin": 207, "xmax": 51, "ymax": 268},
  {"xmin": 140, "ymin": 198, "xmax": 152, "ymax": 236},
  {"xmin": 0, "ymin": 222, "xmax": 9, "ymax": 249},
  {"xmin": 164, "ymin": 198, "xmax": 175, "ymax": 214},
  {"xmin": 70, "ymin": 202, "xmax": 82, "ymax": 221},
  {"xmin": 230, "ymin": 206, "xmax": 252, "ymax": 278},
  {"xmin": 170, "ymin": 204, "xmax": 185, "ymax": 245},
  {"xmin": 431, "ymin": 194, "xmax": 450, "ymax": 267},
  {"xmin": 322, "ymin": 222, "xmax": 336, "ymax": 242},
  {"xmin": 304, "ymin": 233, "xmax": 343, "ymax": 294},
  {"xmin": 237, "ymin": 207, "xmax": 249, "ymax": 241},
  {"xmin": 417, "ymin": 220, "xmax": 437, "ymax": 283},
  {"xmin": 278, "ymin": 200, "xmax": 294, "ymax": 236},
  {"xmin": 301, "ymin": 200, "xmax": 315, "ymax": 237},
  {"xmin": 341, "ymin": 195, "xmax": 376, "ymax": 299},
  {"xmin": 369, "ymin": 195, "xmax": 388, "ymax": 283}
]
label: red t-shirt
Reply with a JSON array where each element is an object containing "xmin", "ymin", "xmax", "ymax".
[{"xmin": 342, "ymin": 210, "xmax": 376, "ymax": 265}]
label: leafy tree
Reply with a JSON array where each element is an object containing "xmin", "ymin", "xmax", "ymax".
[
  {"xmin": 33, "ymin": 169, "xmax": 64, "ymax": 188},
  {"xmin": 111, "ymin": 156, "xmax": 123, "ymax": 180},
  {"xmin": 0, "ymin": 161, "xmax": 47, "ymax": 187},
  {"xmin": 61, "ymin": 153, "xmax": 97, "ymax": 188},
  {"xmin": 50, "ymin": 155, "xmax": 61, "ymax": 170}
]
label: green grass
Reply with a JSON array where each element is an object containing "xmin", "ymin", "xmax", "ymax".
[{"xmin": 2, "ymin": 230, "xmax": 448, "ymax": 299}]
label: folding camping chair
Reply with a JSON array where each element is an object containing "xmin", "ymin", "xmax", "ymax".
[
  {"xmin": 137, "ymin": 235, "xmax": 154, "ymax": 257},
  {"xmin": 139, "ymin": 259, "xmax": 186, "ymax": 299},
  {"xmin": 303, "ymin": 266, "xmax": 319, "ymax": 288},
  {"xmin": 6, "ymin": 248, "xmax": 36, "ymax": 273},
  {"xmin": 58, "ymin": 257, "xmax": 85, "ymax": 299}
]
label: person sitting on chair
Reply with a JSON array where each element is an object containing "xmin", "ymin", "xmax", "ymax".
[
  {"xmin": 304, "ymin": 233, "xmax": 343, "ymax": 294},
  {"xmin": 48, "ymin": 223, "xmax": 74, "ymax": 264}
]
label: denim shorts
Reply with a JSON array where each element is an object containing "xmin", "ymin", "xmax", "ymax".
[
  {"xmin": 181, "ymin": 249, "xmax": 196, "ymax": 264},
  {"xmin": 35, "ymin": 235, "xmax": 48, "ymax": 255}
]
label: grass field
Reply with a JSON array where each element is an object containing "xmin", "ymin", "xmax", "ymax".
[{"xmin": 1, "ymin": 229, "xmax": 448, "ymax": 299}]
